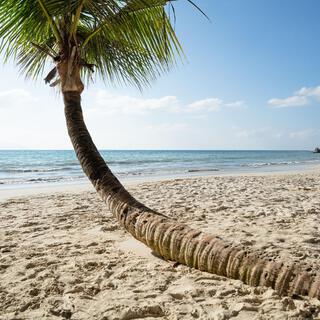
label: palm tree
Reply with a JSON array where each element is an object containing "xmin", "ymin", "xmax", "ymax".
[{"xmin": 0, "ymin": 0, "xmax": 319, "ymax": 299}]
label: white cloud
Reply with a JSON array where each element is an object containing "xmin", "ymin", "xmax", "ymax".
[
  {"xmin": 187, "ymin": 98, "xmax": 247, "ymax": 112},
  {"xmin": 268, "ymin": 85, "xmax": 320, "ymax": 108},
  {"xmin": 225, "ymin": 100, "xmax": 247, "ymax": 109},
  {"xmin": 91, "ymin": 90, "xmax": 179, "ymax": 115},
  {"xmin": 89, "ymin": 90, "xmax": 247, "ymax": 115},
  {"xmin": 268, "ymin": 95, "xmax": 308, "ymax": 108},
  {"xmin": 0, "ymin": 89, "xmax": 38, "ymax": 108},
  {"xmin": 187, "ymin": 98, "xmax": 223, "ymax": 112},
  {"xmin": 295, "ymin": 86, "xmax": 320, "ymax": 99}
]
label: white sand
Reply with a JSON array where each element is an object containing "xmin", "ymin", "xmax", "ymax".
[{"xmin": 1, "ymin": 170, "xmax": 320, "ymax": 319}]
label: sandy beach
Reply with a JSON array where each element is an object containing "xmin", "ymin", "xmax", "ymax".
[{"xmin": 1, "ymin": 170, "xmax": 320, "ymax": 319}]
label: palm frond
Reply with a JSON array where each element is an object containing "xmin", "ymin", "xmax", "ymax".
[
  {"xmin": 36, "ymin": 0, "xmax": 63, "ymax": 44},
  {"xmin": 79, "ymin": 2, "xmax": 183, "ymax": 86},
  {"xmin": 0, "ymin": 0, "xmax": 205, "ymax": 87}
]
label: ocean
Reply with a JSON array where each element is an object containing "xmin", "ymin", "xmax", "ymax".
[{"xmin": 0, "ymin": 150, "xmax": 319, "ymax": 189}]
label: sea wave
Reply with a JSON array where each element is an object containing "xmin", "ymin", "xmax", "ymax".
[
  {"xmin": 0, "ymin": 167, "xmax": 76, "ymax": 173},
  {"xmin": 0, "ymin": 175, "xmax": 85, "ymax": 185},
  {"xmin": 107, "ymin": 159, "xmax": 182, "ymax": 165},
  {"xmin": 188, "ymin": 168, "xmax": 219, "ymax": 173},
  {"xmin": 241, "ymin": 159, "xmax": 320, "ymax": 168}
]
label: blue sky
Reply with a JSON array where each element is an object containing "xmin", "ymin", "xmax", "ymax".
[{"xmin": 0, "ymin": 0, "xmax": 320, "ymax": 150}]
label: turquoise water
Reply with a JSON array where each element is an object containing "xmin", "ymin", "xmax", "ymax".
[{"xmin": 0, "ymin": 150, "xmax": 319, "ymax": 188}]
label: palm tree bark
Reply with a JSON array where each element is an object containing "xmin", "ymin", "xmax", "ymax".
[{"xmin": 64, "ymin": 90, "xmax": 320, "ymax": 299}]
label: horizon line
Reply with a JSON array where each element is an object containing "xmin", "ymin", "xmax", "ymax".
[{"xmin": 0, "ymin": 148, "xmax": 313, "ymax": 152}]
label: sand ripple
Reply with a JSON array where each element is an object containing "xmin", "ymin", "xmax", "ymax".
[{"xmin": 1, "ymin": 171, "xmax": 320, "ymax": 319}]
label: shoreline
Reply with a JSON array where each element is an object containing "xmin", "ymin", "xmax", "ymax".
[{"xmin": 1, "ymin": 163, "xmax": 319, "ymax": 202}]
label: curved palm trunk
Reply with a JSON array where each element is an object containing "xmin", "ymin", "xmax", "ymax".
[{"xmin": 64, "ymin": 90, "xmax": 320, "ymax": 299}]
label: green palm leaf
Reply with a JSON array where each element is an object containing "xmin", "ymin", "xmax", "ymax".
[{"xmin": 0, "ymin": 0, "xmax": 185, "ymax": 87}]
